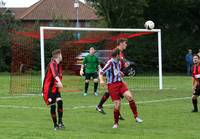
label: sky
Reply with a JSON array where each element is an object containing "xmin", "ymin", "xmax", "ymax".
[{"xmin": 2, "ymin": 0, "xmax": 85, "ymax": 7}]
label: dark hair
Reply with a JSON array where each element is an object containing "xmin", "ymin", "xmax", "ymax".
[
  {"xmin": 111, "ymin": 49, "xmax": 120, "ymax": 57},
  {"xmin": 116, "ymin": 38, "xmax": 127, "ymax": 45},
  {"xmin": 193, "ymin": 54, "xmax": 200, "ymax": 58},
  {"xmin": 52, "ymin": 49, "xmax": 61, "ymax": 57}
]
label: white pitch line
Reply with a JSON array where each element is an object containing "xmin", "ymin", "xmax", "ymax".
[
  {"xmin": 0, "ymin": 95, "xmax": 41, "ymax": 99},
  {"xmin": 72, "ymin": 96, "xmax": 191, "ymax": 109},
  {"xmin": 133, "ymin": 87, "xmax": 177, "ymax": 91},
  {"xmin": 0, "ymin": 96, "xmax": 191, "ymax": 110},
  {"xmin": 0, "ymin": 105, "xmax": 46, "ymax": 110}
]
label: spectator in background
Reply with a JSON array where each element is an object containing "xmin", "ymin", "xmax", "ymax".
[{"xmin": 185, "ymin": 49, "xmax": 193, "ymax": 76}]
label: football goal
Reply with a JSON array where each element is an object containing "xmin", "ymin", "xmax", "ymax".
[
  {"xmin": 10, "ymin": 26, "xmax": 162, "ymax": 94},
  {"xmin": 39, "ymin": 27, "xmax": 162, "ymax": 90}
]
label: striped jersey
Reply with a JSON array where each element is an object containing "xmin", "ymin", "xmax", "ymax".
[
  {"xmin": 192, "ymin": 64, "xmax": 200, "ymax": 80},
  {"xmin": 100, "ymin": 58, "xmax": 122, "ymax": 84},
  {"xmin": 42, "ymin": 59, "xmax": 62, "ymax": 105}
]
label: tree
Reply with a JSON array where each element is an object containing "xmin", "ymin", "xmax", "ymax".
[
  {"xmin": 86, "ymin": 0, "xmax": 200, "ymax": 73},
  {"xmin": 0, "ymin": 0, "xmax": 5, "ymax": 8},
  {"xmin": 86, "ymin": 0, "xmax": 148, "ymax": 28},
  {"xmin": 144, "ymin": 0, "xmax": 200, "ymax": 72},
  {"xmin": 0, "ymin": 8, "xmax": 16, "ymax": 71}
]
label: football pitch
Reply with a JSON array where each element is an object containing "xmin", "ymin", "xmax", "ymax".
[{"xmin": 0, "ymin": 74, "xmax": 200, "ymax": 139}]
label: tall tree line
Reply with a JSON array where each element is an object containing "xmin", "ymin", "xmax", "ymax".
[
  {"xmin": 0, "ymin": 0, "xmax": 200, "ymax": 72},
  {"xmin": 86, "ymin": 0, "xmax": 200, "ymax": 73}
]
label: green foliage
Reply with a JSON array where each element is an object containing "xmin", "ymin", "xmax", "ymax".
[
  {"xmin": 86, "ymin": 0, "xmax": 148, "ymax": 28},
  {"xmin": 1, "ymin": 0, "xmax": 200, "ymax": 73},
  {"xmin": 125, "ymin": 34, "xmax": 158, "ymax": 73},
  {"xmin": 0, "ymin": 9, "xmax": 16, "ymax": 72},
  {"xmin": 87, "ymin": 0, "xmax": 200, "ymax": 73},
  {"xmin": 145, "ymin": 0, "xmax": 200, "ymax": 72}
]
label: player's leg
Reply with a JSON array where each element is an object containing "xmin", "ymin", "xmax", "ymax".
[
  {"xmin": 48, "ymin": 93, "xmax": 59, "ymax": 130},
  {"xmin": 192, "ymin": 87, "xmax": 200, "ymax": 112},
  {"xmin": 122, "ymin": 86, "xmax": 142, "ymax": 123},
  {"xmin": 108, "ymin": 83, "xmax": 121, "ymax": 128},
  {"xmin": 118, "ymin": 81, "xmax": 127, "ymax": 120},
  {"xmin": 84, "ymin": 73, "xmax": 90, "ymax": 96},
  {"xmin": 93, "ymin": 72, "xmax": 99, "ymax": 96},
  {"xmin": 50, "ymin": 103, "xmax": 58, "ymax": 130},
  {"xmin": 113, "ymin": 100, "xmax": 121, "ymax": 128},
  {"xmin": 96, "ymin": 91, "xmax": 109, "ymax": 114},
  {"xmin": 55, "ymin": 91, "xmax": 64, "ymax": 129},
  {"xmin": 192, "ymin": 95, "xmax": 198, "ymax": 112},
  {"xmin": 118, "ymin": 105, "xmax": 125, "ymax": 120}
]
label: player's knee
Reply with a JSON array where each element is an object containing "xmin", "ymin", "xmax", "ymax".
[
  {"xmin": 114, "ymin": 105, "xmax": 120, "ymax": 110},
  {"xmin": 126, "ymin": 94, "xmax": 133, "ymax": 101},
  {"xmin": 114, "ymin": 101, "xmax": 120, "ymax": 109},
  {"xmin": 56, "ymin": 97, "xmax": 62, "ymax": 102},
  {"xmin": 105, "ymin": 92, "xmax": 110, "ymax": 98},
  {"xmin": 57, "ymin": 100, "xmax": 63, "ymax": 107},
  {"xmin": 124, "ymin": 92, "xmax": 132, "ymax": 100},
  {"xmin": 85, "ymin": 80, "xmax": 89, "ymax": 83},
  {"xmin": 192, "ymin": 95, "xmax": 197, "ymax": 99},
  {"xmin": 94, "ymin": 79, "xmax": 98, "ymax": 83},
  {"xmin": 124, "ymin": 91, "xmax": 133, "ymax": 101}
]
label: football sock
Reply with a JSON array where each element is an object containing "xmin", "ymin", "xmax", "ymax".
[
  {"xmin": 192, "ymin": 99, "xmax": 198, "ymax": 110},
  {"xmin": 114, "ymin": 108, "xmax": 119, "ymax": 124},
  {"xmin": 129, "ymin": 100, "xmax": 138, "ymax": 118},
  {"xmin": 94, "ymin": 82, "xmax": 98, "ymax": 92},
  {"xmin": 50, "ymin": 104, "xmax": 57, "ymax": 126},
  {"xmin": 85, "ymin": 82, "xmax": 89, "ymax": 93},
  {"xmin": 98, "ymin": 92, "xmax": 110, "ymax": 108},
  {"xmin": 57, "ymin": 100, "xmax": 63, "ymax": 123}
]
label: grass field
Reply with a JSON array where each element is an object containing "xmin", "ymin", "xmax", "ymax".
[{"xmin": 0, "ymin": 74, "xmax": 200, "ymax": 139}]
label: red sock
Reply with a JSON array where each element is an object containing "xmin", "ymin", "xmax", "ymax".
[
  {"xmin": 129, "ymin": 100, "xmax": 138, "ymax": 118},
  {"xmin": 114, "ymin": 109, "xmax": 119, "ymax": 124}
]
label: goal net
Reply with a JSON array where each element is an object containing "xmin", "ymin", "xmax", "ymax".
[{"xmin": 10, "ymin": 27, "xmax": 162, "ymax": 94}]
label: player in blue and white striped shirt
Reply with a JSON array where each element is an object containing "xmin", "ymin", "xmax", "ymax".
[{"xmin": 99, "ymin": 49, "xmax": 143, "ymax": 128}]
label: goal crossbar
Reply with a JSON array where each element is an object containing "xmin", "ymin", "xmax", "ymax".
[{"xmin": 40, "ymin": 27, "xmax": 163, "ymax": 89}]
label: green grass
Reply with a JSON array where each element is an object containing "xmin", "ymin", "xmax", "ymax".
[{"xmin": 0, "ymin": 74, "xmax": 200, "ymax": 139}]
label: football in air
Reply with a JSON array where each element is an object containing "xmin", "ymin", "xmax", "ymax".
[{"xmin": 144, "ymin": 20, "xmax": 155, "ymax": 30}]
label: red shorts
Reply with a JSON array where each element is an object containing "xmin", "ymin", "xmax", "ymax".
[{"xmin": 107, "ymin": 82, "xmax": 128, "ymax": 101}]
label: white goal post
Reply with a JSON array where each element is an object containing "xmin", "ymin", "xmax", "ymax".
[{"xmin": 40, "ymin": 27, "xmax": 162, "ymax": 89}]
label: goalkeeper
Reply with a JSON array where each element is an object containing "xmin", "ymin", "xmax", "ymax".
[
  {"xmin": 42, "ymin": 49, "xmax": 64, "ymax": 130},
  {"xmin": 80, "ymin": 47, "xmax": 100, "ymax": 96}
]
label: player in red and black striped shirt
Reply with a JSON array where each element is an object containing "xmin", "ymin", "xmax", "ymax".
[
  {"xmin": 96, "ymin": 38, "xmax": 129, "ymax": 118},
  {"xmin": 191, "ymin": 54, "xmax": 200, "ymax": 112},
  {"xmin": 42, "ymin": 49, "xmax": 64, "ymax": 130}
]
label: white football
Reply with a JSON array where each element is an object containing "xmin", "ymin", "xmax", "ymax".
[{"xmin": 144, "ymin": 20, "xmax": 155, "ymax": 30}]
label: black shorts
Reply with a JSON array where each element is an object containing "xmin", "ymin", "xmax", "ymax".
[
  {"xmin": 48, "ymin": 92, "xmax": 61, "ymax": 105},
  {"xmin": 193, "ymin": 86, "xmax": 200, "ymax": 96},
  {"xmin": 85, "ymin": 72, "xmax": 98, "ymax": 80}
]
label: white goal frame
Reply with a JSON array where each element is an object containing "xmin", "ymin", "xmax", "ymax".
[{"xmin": 40, "ymin": 27, "xmax": 163, "ymax": 89}]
